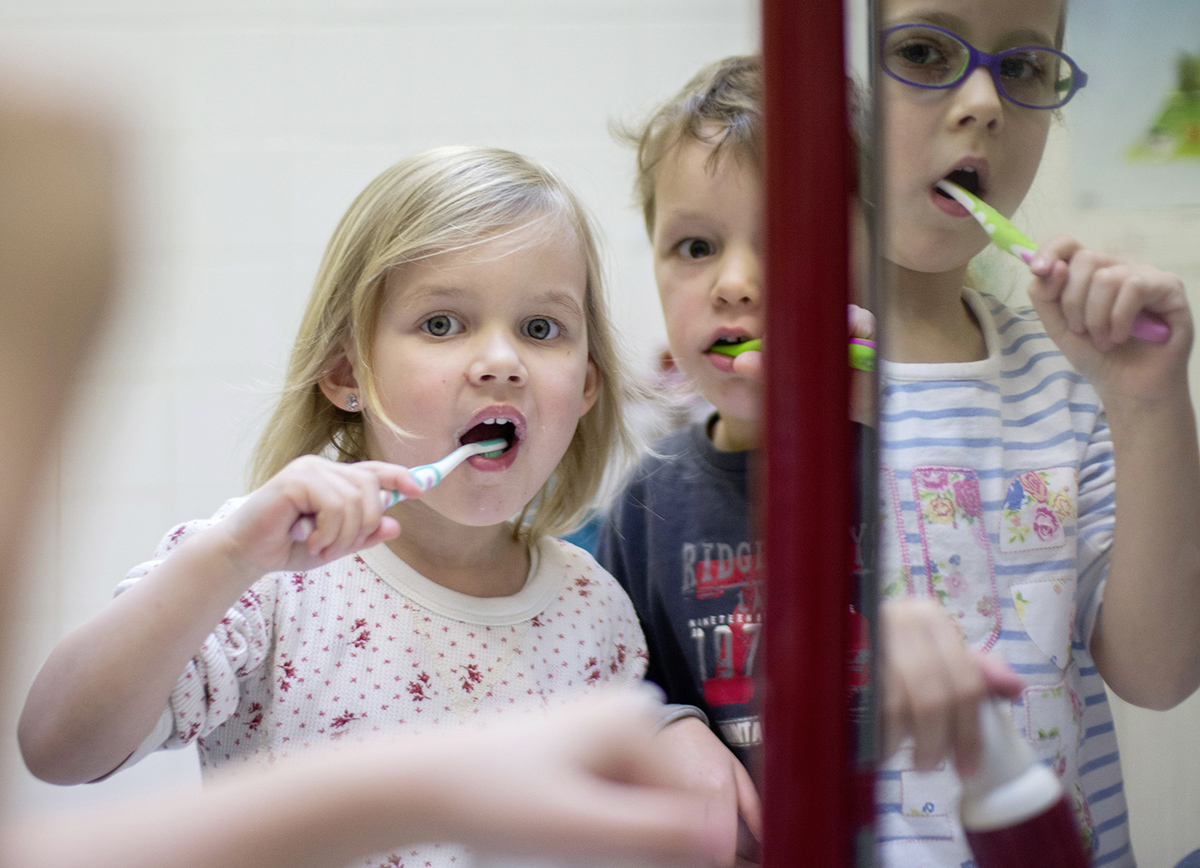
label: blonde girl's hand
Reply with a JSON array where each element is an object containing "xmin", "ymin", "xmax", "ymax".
[
  {"xmin": 880, "ymin": 599, "xmax": 1023, "ymax": 776},
  {"xmin": 216, "ymin": 456, "xmax": 424, "ymax": 576},
  {"xmin": 653, "ymin": 716, "xmax": 762, "ymax": 867},
  {"xmin": 411, "ymin": 688, "xmax": 726, "ymax": 867},
  {"xmin": 1027, "ymin": 238, "xmax": 1194, "ymax": 404}
]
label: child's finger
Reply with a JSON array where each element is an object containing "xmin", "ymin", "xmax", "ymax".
[
  {"xmin": 732, "ymin": 349, "xmax": 763, "ymax": 379},
  {"xmin": 879, "ymin": 680, "xmax": 909, "ymax": 761},
  {"xmin": 1027, "ymin": 258, "xmax": 1071, "ymax": 340},
  {"xmin": 359, "ymin": 516, "xmax": 402, "ymax": 548},
  {"xmin": 931, "ymin": 636, "xmax": 988, "ymax": 777},
  {"xmin": 848, "ymin": 303, "xmax": 875, "ymax": 340},
  {"xmin": 280, "ymin": 467, "xmax": 346, "ymax": 552},
  {"xmin": 1056, "ymin": 248, "xmax": 1104, "ymax": 337},
  {"xmin": 339, "ymin": 466, "xmax": 391, "ymax": 551},
  {"xmin": 1082, "ymin": 266, "xmax": 1121, "ymax": 351},
  {"xmin": 733, "ymin": 759, "xmax": 763, "ymax": 842},
  {"xmin": 1109, "ymin": 272, "xmax": 1152, "ymax": 344},
  {"xmin": 1028, "ymin": 236, "xmax": 1083, "ymax": 308},
  {"xmin": 1110, "ymin": 267, "xmax": 1182, "ymax": 345},
  {"xmin": 977, "ymin": 653, "xmax": 1024, "ymax": 699},
  {"xmin": 1028, "ymin": 235, "xmax": 1084, "ymax": 278},
  {"xmin": 305, "ymin": 473, "xmax": 362, "ymax": 555},
  {"xmin": 890, "ymin": 632, "xmax": 954, "ymax": 770},
  {"xmin": 360, "ymin": 460, "xmax": 426, "ymax": 501}
]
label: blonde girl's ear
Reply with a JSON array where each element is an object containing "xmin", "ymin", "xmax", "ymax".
[
  {"xmin": 580, "ymin": 357, "xmax": 601, "ymax": 417},
  {"xmin": 318, "ymin": 346, "xmax": 362, "ymax": 412}
]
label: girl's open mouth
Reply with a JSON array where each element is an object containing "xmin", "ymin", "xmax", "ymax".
[
  {"xmin": 935, "ymin": 166, "xmax": 983, "ymax": 200},
  {"xmin": 460, "ymin": 418, "xmax": 517, "ymax": 457}
]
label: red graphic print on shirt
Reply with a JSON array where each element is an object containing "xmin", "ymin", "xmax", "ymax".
[{"xmin": 682, "ymin": 541, "xmax": 764, "ymax": 707}]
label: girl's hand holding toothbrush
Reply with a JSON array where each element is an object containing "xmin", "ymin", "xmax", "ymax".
[
  {"xmin": 1027, "ymin": 237, "xmax": 1193, "ymax": 406},
  {"xmin": 216, "ymin": 456, "xmax": 422, "ymax": 578}
]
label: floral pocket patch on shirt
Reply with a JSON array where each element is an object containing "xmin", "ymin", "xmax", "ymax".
[
  {"xmin": 1000, "ymin": 467, "xmax": 1077, "ymax": 553},
  {"xmin": 909, "ymin": 468, "xmax": 1001, "ymax": 652}
]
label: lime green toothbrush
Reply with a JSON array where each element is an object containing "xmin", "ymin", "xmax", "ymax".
[
  {"xmin": 709, "ymin": 337, "xmax": 876, "ymax": 370},
  {"xmin": 936, "ymin": 179, "xmax": 1169, "ymax": 343},
  {"xmin": 936, "ymin": 179, "xmax": 1038, "ymax": 264},
  {"xmin": 709, "ymin": 338, "xmax": 762, "ymax": 357}
]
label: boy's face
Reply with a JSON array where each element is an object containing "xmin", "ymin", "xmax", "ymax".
[{"xmin": 651, "ymin": 138, "xmax": 763, "ymax": 451}]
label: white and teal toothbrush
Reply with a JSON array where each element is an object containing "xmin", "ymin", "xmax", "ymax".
[
  {"xmin": 936, "ymin": 179, "xmax": 1170, "ymax": 343},
  {"xmin": 289, "ymin": 438, "xmax": 508, "ymax": 541}
]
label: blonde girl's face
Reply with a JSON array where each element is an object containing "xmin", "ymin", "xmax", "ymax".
[
  {"xmin": 881, "ymin": 0, "xmax": 1061, "ymax": 274},
  {"xmin": 364, "ymin": 219, "xmax": 599, "ymax": 527}
]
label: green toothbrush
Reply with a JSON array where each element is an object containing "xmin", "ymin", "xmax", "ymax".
[
  {"xmin": 936, "ymin": 179, "xmax": 1169, "ymax": 343},
  {"xmin": 936, "ymin": 179, "xmax": 1038, "ymax": 265},
  {"xmin": 709, "ymin": 336, "xmax": 876, "ymax": 370},
  {"xmin": 709, "ymin": 338, "xmax": 762, "ymax": 357}
]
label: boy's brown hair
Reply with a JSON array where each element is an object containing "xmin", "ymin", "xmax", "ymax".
[{"xmin": 622, "ymin": 54, "xmax": 762, "ymax": 235}]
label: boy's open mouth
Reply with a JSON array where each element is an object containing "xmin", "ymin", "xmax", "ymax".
[
  {"xmin": 935, "ymin": 166, "xmax": 982, "ymax": 199},
  {"xmin": 460, "ymin": 419, "xmax": 517, "ymax": 456}
]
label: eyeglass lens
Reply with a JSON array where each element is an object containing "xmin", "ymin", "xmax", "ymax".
[{"xmin": 883, "ymin": 26, "xmax": 1074, "ymax": 107}]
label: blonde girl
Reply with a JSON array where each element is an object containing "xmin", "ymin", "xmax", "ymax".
[{"xmin": 20, "ymin": 146, "xmax": 652, "ymax": 868}]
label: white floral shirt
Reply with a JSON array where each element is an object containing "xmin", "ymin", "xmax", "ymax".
[{"xmin": 117, "ymin": 499, "xmax": 648, "ymax": 868}]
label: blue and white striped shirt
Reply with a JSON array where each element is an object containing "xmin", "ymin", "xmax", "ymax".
[{"xmin": 876, "ymin": 289, "xmax": 1132, "ymax": 867}]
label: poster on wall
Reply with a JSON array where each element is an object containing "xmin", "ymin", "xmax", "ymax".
[{"xmin": 1070, "ymin": 0, "xmax": 1200, "ymax": 209}]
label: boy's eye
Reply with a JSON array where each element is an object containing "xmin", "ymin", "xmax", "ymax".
[
  {"xmin": 522, "ymin": 317, "xmax": 560, "ymax": 341},
  {"xmin": 421, "ymin": 314, "xmax": 463, "ymax": 337},
  {"xmin": 677, "ymin": 238, "xmax": 715, "ymax": 260}
]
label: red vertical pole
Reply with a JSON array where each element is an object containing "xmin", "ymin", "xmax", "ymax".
[{"xmin": 761, "ymin": 0, "xmax": 854, "ymax": 865}]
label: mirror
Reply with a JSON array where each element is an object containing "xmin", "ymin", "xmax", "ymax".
[{"xmin": 0, "ymin": 0, "xmax": 760, "ymax": 814}]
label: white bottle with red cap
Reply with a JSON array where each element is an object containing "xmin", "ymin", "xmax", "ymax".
[{"xmin": 959, "ymin": 699, "xmax": 1092, "ymax": 868}]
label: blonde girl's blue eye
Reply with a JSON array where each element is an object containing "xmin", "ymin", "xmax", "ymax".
[
  {"xmin": 677, "ymin": 238, "xmax": 715, "ymax": 260},
  {"xmin": 523, "ymin": 317, "xmax": 560, "ymax": 341},
  {"xmin": 421, "ymin": 313, "xmax": 463, "ymax": 337}
]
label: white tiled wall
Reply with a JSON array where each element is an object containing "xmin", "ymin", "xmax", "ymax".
[{"xmin": 4, "ymin": 3, "xmax": 1200, "ymax": 865}]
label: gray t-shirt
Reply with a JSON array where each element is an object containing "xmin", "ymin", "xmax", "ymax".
[{"xmin": 597, "ymin": 418, "xmax": 763, "ymax": 772}]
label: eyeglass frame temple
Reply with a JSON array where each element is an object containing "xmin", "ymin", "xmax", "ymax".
[{"xmin": 879, "ymin": 23, "xmax": 1089, "ymax": 110}]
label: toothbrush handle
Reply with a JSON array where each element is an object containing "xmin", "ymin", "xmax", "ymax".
[{"xmin": 1131, "ymin": 314, "xmax": 1170, "ymax": 343}]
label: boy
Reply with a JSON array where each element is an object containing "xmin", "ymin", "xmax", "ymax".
[{"xmin": 598, "ymin": 55, "xmax": 1023, "ymax": 863}]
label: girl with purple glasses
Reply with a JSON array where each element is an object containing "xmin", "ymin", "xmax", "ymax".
[{"xmin": 874, "ymin": 0, "xmax": 1200, "ymax": 865}]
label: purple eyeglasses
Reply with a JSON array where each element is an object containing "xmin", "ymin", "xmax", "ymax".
[{"xmin": 880, "ymin": 23, "xmax": 1088, "ymax": 110}]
